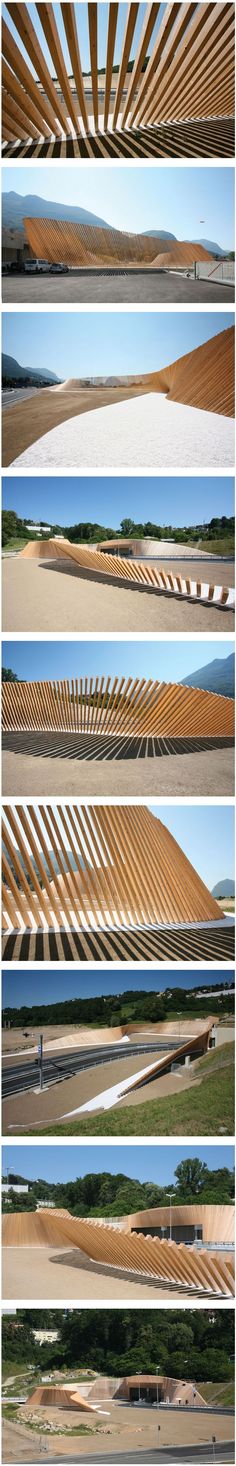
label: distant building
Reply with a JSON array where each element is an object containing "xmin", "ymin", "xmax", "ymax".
[
  {"xmin": 2, "ymin": 1183, "xmax": 29, "ymax": 1194},
  {"xmin": 33, "ymin": 1329, "xmax": 59, "ymax": 1346},
  {"xmin": 36, "ymin": 1200, "xmax": 55, "ymax": 1209},
  {"xmin": 25, "ymin": 524, "xmax": 52, "ymax": 534}
]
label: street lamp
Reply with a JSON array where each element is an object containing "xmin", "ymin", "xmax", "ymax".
[
  {"xmin": 166, "ymin": 1192, "xmax": 175, "ymax": 1241},
  {"xmin": 176, "ymin": 1011, "xmax": 182, "ymax": 1041},
  {"xmin": 155, "ymin": 1370, "xmax": 161, "ymax": 1457}
]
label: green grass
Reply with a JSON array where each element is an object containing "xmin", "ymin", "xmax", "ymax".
[
  {"xmin": 190, "ymin": 537, "xmax": 234, "ymax": 557},
  {"xmin": 2, "ymin": 537, "xmax": 29, "ymax": 553},
  {"xmin": 200, "ymin": 1382, "xmax": 234, "ymax": 1408},
  {"xmin": 2, "ymin": 1360, "xmax": 35, "ymax": 1382},
  {"xmin": 22, "ymin": 1420, "xmax": 96, "ymax": 1436},
  {"xmin": 33, "ymin": 1043, "xmax": 234, "ymax": 1137}
]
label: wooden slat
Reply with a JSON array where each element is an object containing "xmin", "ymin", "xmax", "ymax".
[
  {"xmin": 58, "ymin": 1215, "xmax": 234, "ymax": 1296},
  {"xmin": 113, "ymin": 3, "xmax": 139, "ymax": 129},
  {"xmin": 2, "ymin": 58, "xmax": 51, "ymax": 136},
  {"xmin": 2, "ymin": 802, "xmax": 223, "ymax": 935},
  {"xmin": 5, "ymin": 3, "xmax": 69, "ymax": 133},
  {"xmin": 36, "ymin": 1, "xmax": 81, "ymax": 134},
  {"xmin": 61, "ymin": 2, "xmax": 89, "ymax": 132},
  {"xmin": 139, "ymin": 3, "xmax": 235, "ymax": 125},
  {"xmin": 2, "ymin": 17, "xmax": 62, "ymax": 136},
  {"xmin": 121, "ymin": 1, "xmax": 160, "ymax": 126},
  {"xmin": 88, "ymin": 3, "xmax": 98, "ymax": 131},
  {"xmin": 104, "ymin": 3, "xmax": 119, "ymax": 130},
  {"xmin": 2, "ymin": 3, "xmax": 234, "ymax": 150},
  {"xmin": 18, "ymin": 536, "xmax": 235, "ymax": 615},
  {"xmin": 2, "ymin": 677, "xmax": 234, "ymax": 739}
]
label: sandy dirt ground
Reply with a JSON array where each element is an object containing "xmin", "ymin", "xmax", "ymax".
[
  {"xmin": 3, "ymin": 1401, "xmax": 234, "ymax": 1464},
  {"xmin": 2, "ymin": 1246, "xmax": 183, "ymax": 1302},
  {"xmin": 3, "ymin": 558, "xmax": 235, "ymax": 633},
  {"xmin": 10, "ymin": 393, "xmax": 235, "ymax": 469},
  {"xmin": 2, "ymin": 1057, "xmax": 196, "ymax": 1134},
  {"xmin": 2, "ymin": 746, "xmax": 234, "ymax": 797},
  {"xmin": 2, "ymin": 1024, "xmax": 88, "ymax": 1056},
  {"xmin": 3, "ymin": 272, "xmax": 235, "ymax": 304},
  {"xmin": 3, "ymin": 384, "xmax": 148, "ymax": 467}
]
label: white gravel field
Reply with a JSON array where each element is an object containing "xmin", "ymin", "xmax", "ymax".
[{"xmin": 10, "ymin": 392, "xmax": 235, "ymax": 469}]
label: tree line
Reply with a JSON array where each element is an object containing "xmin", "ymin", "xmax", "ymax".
[
  {"xmin": 2, "ymin": 508, "xmax": 234, "ymax": 549},
  {"xmin": 3, "ymin": 982, "xmax": 234, "ymax": 1031},
  {"xmin": 2, "ymin": 1159, "xmax": 234, "ymax": 1217},
  {"xmin": 2, "ymin": 1308, "xmax": 234, "ymax": 1383}
]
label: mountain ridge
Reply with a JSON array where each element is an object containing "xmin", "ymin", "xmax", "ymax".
[
  {"xmin": 2, "ymin": 351, "xmax": 60, "ymax": 384},
  {"xmin": 182, "ymin": 653, "xmax": 234, "ymax": 698},
  {"xmin": 2, "ymin": 195, "xmax": 229, "ymax": 256},
  {"xmin": 212, "ymin": 879, "xmax": 235, "ymax": 898}
]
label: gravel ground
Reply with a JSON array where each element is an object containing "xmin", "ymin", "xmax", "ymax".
[
  {"xmin": 3, "ymin": 1401, "xmax": 233, "ymax": 1465},
  {"xmin": 3, "ymin": 558, "xmax": 234, "ymax": 633},
  {"xmin": 11, "ymin": 394, "xmax": 235, "ymax": 469},
  {"xmin": 2, "ymin": 1246, "xmax": 180, "ymax": 1301},
  {"xmin": 2, "ymin": 271, "xmax": 235, "ymax": 304},
  {"xmin": 2, "ymin": 747, "xmax": 234, "ymax": 798}
]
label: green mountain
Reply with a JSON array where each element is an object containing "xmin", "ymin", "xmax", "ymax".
[{"xmin": 2, "ymin": 352, "xmax": 60, "ymax": 384}]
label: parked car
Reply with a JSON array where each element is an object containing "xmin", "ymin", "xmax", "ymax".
[{"xmin": 49, "ymin": 263, "xmax": 69, "ymax": 273}]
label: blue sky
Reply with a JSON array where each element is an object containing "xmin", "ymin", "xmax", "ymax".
[
  {"xmin": 3, "ymin": 969, "xmax": 233, "ymax": 1009},
  {"xmin": 2, "ymin": 640, "xmax": 234, "ymax": 688},
  {"xmin": 2, "ymin": 1142, "xmax": 234, "ymax": 1187},
  {"xmin": 149, "ymin": 806, "xmax": 235, "ymax": 891},
  {"xmin": 2, "ymin": 163, "xmax": 234, "ymax": 250},
  {"xmin": 3, "ymin": 313, "xmax": 233, "ymax": 381},
  {"xmin": 3, "ymin": 4, "xmax": 163, "ymax": 79},
  {"xmin": 3, "ymin": 475, "xmax": 234, "ymax": 529}
]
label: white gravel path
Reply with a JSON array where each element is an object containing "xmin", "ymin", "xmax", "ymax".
[{"xmin": 10, "ymin": 392, "xmax": 235, "ymax": 469}]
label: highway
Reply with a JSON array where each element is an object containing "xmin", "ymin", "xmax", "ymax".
[
  {"xmin": 24, "ymin": 1445, "xmax": 235, "ymax": 1464},
  {"xmin": 2, "ymin": 386, "xmax": 43, "ymax": 409},
  {"xmin": 2, "ymin": 1039, "xmax": 182, "ymax": 1098}
]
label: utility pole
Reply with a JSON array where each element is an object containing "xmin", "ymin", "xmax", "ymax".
[{"xmin": 38, "ymin": 1033, "xmax": 43, "ymax": 1090}]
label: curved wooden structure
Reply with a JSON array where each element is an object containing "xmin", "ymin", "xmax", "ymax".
[
  {"xmin": 3, "ymin": 327, "xmax": 234, "ymax": 473},
  {"xmin": 58, "ymin": 1216, "xmax": 235, "ymax": 1296},
  {"xmin": 2, "ymin": 3, "xmax": 234, "ymax": 158},
  {"xmin": 2, "ymin": 675, "xmax": 234, "ymax": 742},
  {"xmin": 126, "ymin": 1203, "xmax": 235, "ymax": 1245},
  {"xmin": 23, "ymin": 217, "xmax": 213, "ymax": 270},
  {"xmin": 150, "ymin": 326, "xmax": 234, "ymax": 417},
  {"xmin": 2, "ymin": 802, "xmax": 221, "ymax": 936},
  {"xmin": 24, "ymin": 1374, "xmax": 206, "ymax": 1409},
  {"xmin": 24, "ymin": 1385, "xmax": 96, "ymax": 1412},
  {"xmin": 20, "ymin": 538, "xmax": 234, "ymax": 614},
  {"xmin": 152, "ymin": 242, "xmax": 215, "ymax": 269},
  {"xmin": 3, "ymin": 1206, "xmax": 234, "ymax": 1297}
]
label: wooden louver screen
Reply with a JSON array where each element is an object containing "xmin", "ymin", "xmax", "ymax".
[
  {"xmin": 2, "ymin": 2, "xmax": 235, "ymax": 148},
  {"xmin": 2, "ymin": 803, "xmax": 220, "ymax": 934},
  {"xmin": 20, "ymin": 538, "xmax": 234, "ymax": 612},
  {"xmin": 2, "ymin": 1207, "xmax": 234, "ymax": 1297},
  {"xmin": 2, "ymin": 677, "xmax": 234, "ymax": 740},
  {"xmin": 58, "ymin": 1215, "xmax": 235, "ymax": 1297}
]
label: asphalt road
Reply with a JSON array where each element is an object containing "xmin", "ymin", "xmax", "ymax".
[
  {"xmin": 24, "ymin": 1446, "xmax": 235, "ymax": 1464},
  {"xmin": 2, "ymin": 386, "xmax": 43, "ymax": 409},
  {"xmin": 2, "ymin": 271, "xmax": 235, "ymax": 304},
  {"xmin": 2, "ymin": 1039, "xmax": 182, "ymax": 1097}
]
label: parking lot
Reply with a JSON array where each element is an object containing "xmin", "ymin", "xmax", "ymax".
[{"xmin": 2, "ymin": 269, "xmax": 235, "ymax": 304}]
